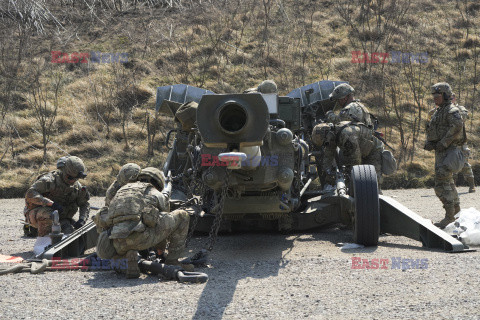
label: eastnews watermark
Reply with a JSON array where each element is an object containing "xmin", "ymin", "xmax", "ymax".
[
  {"xmin": 201, "ymin": 154, "xmax": 279, "ymax": 167},
  {"xmin": 51, "ymin": 51, "xmax": 128, "ymax": 64},
  {"xmin": 50, "ymin": 257, "xmax": 127, "ymax": 270},
  {"xmin": 351, "ymin": 257, "xmax": 429, "ymax": 270},
  {"xmin": 351, "ymin": 51, "xmax": 428, "ymax": 64}
]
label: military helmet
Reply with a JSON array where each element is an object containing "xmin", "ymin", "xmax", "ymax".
[
  {"xmin": 312, "ymin": 123, "xmax": 333, "ymax": 146},
  {"xmin": 257, "ymin": 80, "xmax": 278, "ymax": 94},
  {"xmin": 138, "ymin": 167, "xmax": 165, "ymax": 191},
  {"xmin": 64, "ymin": 156, "xmax": 87, "ymax": 179},
  {"xmin": 117, "ymin": 163, "xmax": 141, "ymax": 186},
  {"xmin": 56, "ymin": 156, "xmax": 69, "ymax": 169},
  {"xmin": 329, "ymin": 83, "xmax": 354, "ymax": 100},
  {"xmin": 431, "ymin": 82, "xmax": 452, "ymax": 99},
  {"xmin": 339, "ymin": 102, "xmax": 364, "ymax": 122}
]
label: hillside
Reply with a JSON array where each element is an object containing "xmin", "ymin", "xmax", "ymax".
[{"xmin": 0, "ymin": 0, "xmax": 479, "ymax": 197}]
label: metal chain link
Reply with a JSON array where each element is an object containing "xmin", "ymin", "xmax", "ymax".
[{"xmin": 205, "ymin": 168, "xmax": 229, "ymax": 251}]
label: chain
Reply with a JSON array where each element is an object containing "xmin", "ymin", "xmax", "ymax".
[{"xmin": 205, "ymin": 168, "xmax": 229, "ymax": 251}]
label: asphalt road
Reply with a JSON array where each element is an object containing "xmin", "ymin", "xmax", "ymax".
[{"xmin": 1, "ymin": 188, "xmax": 479, "ymax": 319}]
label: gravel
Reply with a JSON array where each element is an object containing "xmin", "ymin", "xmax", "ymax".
[{"xmin": 1, "ymin": 188, "xmax": 479, "ymax": 319}]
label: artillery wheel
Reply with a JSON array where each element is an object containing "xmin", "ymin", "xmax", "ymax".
[{"xmin": 351, "ymin": 165, "xmax": 380, "ymax": 246}]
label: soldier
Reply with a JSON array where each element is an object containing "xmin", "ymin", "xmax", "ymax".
[
  {"xmin": 95, "ymin": 167, "xmax": 192, "ymax": 278},
  {"xmin": 451, "ymin": 94, "xmax": 476, "ymax": 193},
  {"xmin": 311, "ymin": 121, "xmax": 385, "ymax": 187},
  {"xmin": 93, "ymin": 163, "xmax": 142, "ymax": 234},
  {"xmin": 326, "ymin": 83, "xmax": 375, "ymax": 128},
  {"xmin": 243, "ymin": 79, "xmax": 278, "ymax": 94},
  {"xmin": 424, "ymin": 83, "xmax": 466, "ymax": 228},
  {"xmin": 24, "ymin": 156, "xmax": 90, "ymax": 237},
  {"xmin": 104, "ymin": 163, "xmax": 142, "ymax": 206}
]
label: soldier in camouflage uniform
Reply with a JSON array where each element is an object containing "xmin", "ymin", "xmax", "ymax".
[
  {"xmin": 424, "ymin": 83, "xmax": 466, "ymax": 228},
  {"xmin": 24, "ymin": 156, "xmax": 90, "ymax": 237},
  {"xmin": 243, "ymin": 79, "xmax": 278, "ymax": 94},
  {"xmin": 311, "ymin": 121, "xmax": 384, "ymax": 186},
  {"xmin": 104, "ymin": 163, "xmax": 142, "ymax": 206},
  {"xmin": 452, "ymin": 94, "xmax": 476, "ymax": 193},
  {"xmin": 326, "ymin": 83, "xmax": 375, "ymax": 128},
  {"xmin": 96, "ymin": 167, "xmax": 191, "ymax": 278},
  {"xmin": 93, "ymin": 163, "xmax": 142, "ymax": 234}
]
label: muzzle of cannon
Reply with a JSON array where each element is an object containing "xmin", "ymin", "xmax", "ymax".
[{"xmin": 196, "ymin": 94, "xmax": 270, "ymax": 148}]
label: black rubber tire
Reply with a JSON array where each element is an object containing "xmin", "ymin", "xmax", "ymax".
[{"xmin": 351, "ymin": 165, "xmax": 380, "ymax": 246}]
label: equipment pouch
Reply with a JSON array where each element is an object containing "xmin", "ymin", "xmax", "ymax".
[
  {"xmin": 381, "ymin": 150, "xmax": 397, "ymax": 175},
  {"xmin": 443, "ymin": 147, "xmax": 464, "ymax": 174}
]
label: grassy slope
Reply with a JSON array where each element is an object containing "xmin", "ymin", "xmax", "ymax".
[{"xmin": 0, "ymin": 0, "xmax": 479, "ymax": 197}]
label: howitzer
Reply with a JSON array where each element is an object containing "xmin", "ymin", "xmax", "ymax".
[
  {"xmin": 156, "ymin": 82, "xmax": 470, "ymax": 252},
  {"xmin": 163, "ymin": 170, "xmax": 172, "ymax": 198}
]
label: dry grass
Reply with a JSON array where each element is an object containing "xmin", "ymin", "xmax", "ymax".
[{"xmin": 0, "ymin": 0, "xmax": 479, "ymax": 197}]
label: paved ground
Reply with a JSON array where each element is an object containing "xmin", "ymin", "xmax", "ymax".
[{"xmin": 0, "ymin": 188, "xmax": 479, "ymax": 319}]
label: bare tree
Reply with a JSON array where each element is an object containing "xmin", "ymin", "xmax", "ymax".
[{"xmin": 28, "ymin": 65, "xmax": 63, "ymax": 163}]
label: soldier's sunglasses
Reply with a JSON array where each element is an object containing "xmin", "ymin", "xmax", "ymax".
[{"xmin": 66, "ymin": 175, "xmax": 79, "ymax": 181}]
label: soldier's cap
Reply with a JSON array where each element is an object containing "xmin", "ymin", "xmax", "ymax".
[
  {"xmin": 329, "ymin": 83, "xmax": 354, "ymax": 100},
  {"xmin": 64, "ymin": 156, "xmax": 87, "ymax": 179},
  {"xmin": 431, "ymin": 82, "xmax": 452, "ymax": 96},
  {"xmin": 257, "ymin": 80, "xmax": 278, "ymax": 94}
]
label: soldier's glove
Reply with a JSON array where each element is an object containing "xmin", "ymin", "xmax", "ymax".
[
  {"xmin": 73, "ymin": 219, "xmax": 85, "ymax": 229},
  {"xmin": 423, "ymin": 141, "xmax": 436, "ymax": 151},
  {"xmin": 51, "ymin": 202, "xmax": 64, "ymax": 213}
]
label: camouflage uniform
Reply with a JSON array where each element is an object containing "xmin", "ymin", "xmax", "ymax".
[
  {"xmin": 24, "ymin": 156, "xmax": 90, "ymax": 237},
  {"xmin": 425, "ymin": 83, "xmax": 465, "ymax": 228},
  {"xmin": 429, "ymin": 100, "xmax": 475, "ymax": 193},
  {"xmin": 312, "ymin": 121, "xmax": 384, "ymax": 185},
  {"xmin": 93, "ymin": 163, "xmax": 142, "ymax": 234},
  {"xmin": 104, "ymin": 163, "xmax": 142, "ymax": 206},
  {"xmin": 96, "ymin": 167, "xmax": 190, "ymax": 278},
  {"xmin": 326, "ymin": 83, "xmax": 374, "ymax": 129}
]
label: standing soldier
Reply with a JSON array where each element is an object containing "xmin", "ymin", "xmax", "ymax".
[
  {"xmin": 424, "ymin": 83, "xmax": 466, "ymax": 228},
  {"xmin": 451, "ymin": 94, "xmax": 476, "ymax": 193},
  {"xmin": 326, "ymin": 83, "xmax": 375, "ymax": 128},
  {"xmin": 95, "ymin": 167, "xmax": 193, "ymax": 278},
  {"xmin": 24, "ymin": 156, "xmax": 90, "ymax": 236}
]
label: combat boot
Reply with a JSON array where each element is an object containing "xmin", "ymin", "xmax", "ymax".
[
  {"xmin": 125, "ymin": 250, "xmax": 140, "ymax": 279},
  {"xmin": 434, "ymin": 207, "xmax": 456, "ymax": 229},
  {"xmin": 466, "ymin": 177, "xmax": 476, "ymax": 193},
  {"xmin": 112, "ymin": 255, "xmax": 126, "ymax": 275},
  {"xmin": 165, "ymin": 259, "xmax": 194, "ymax": 272}
]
